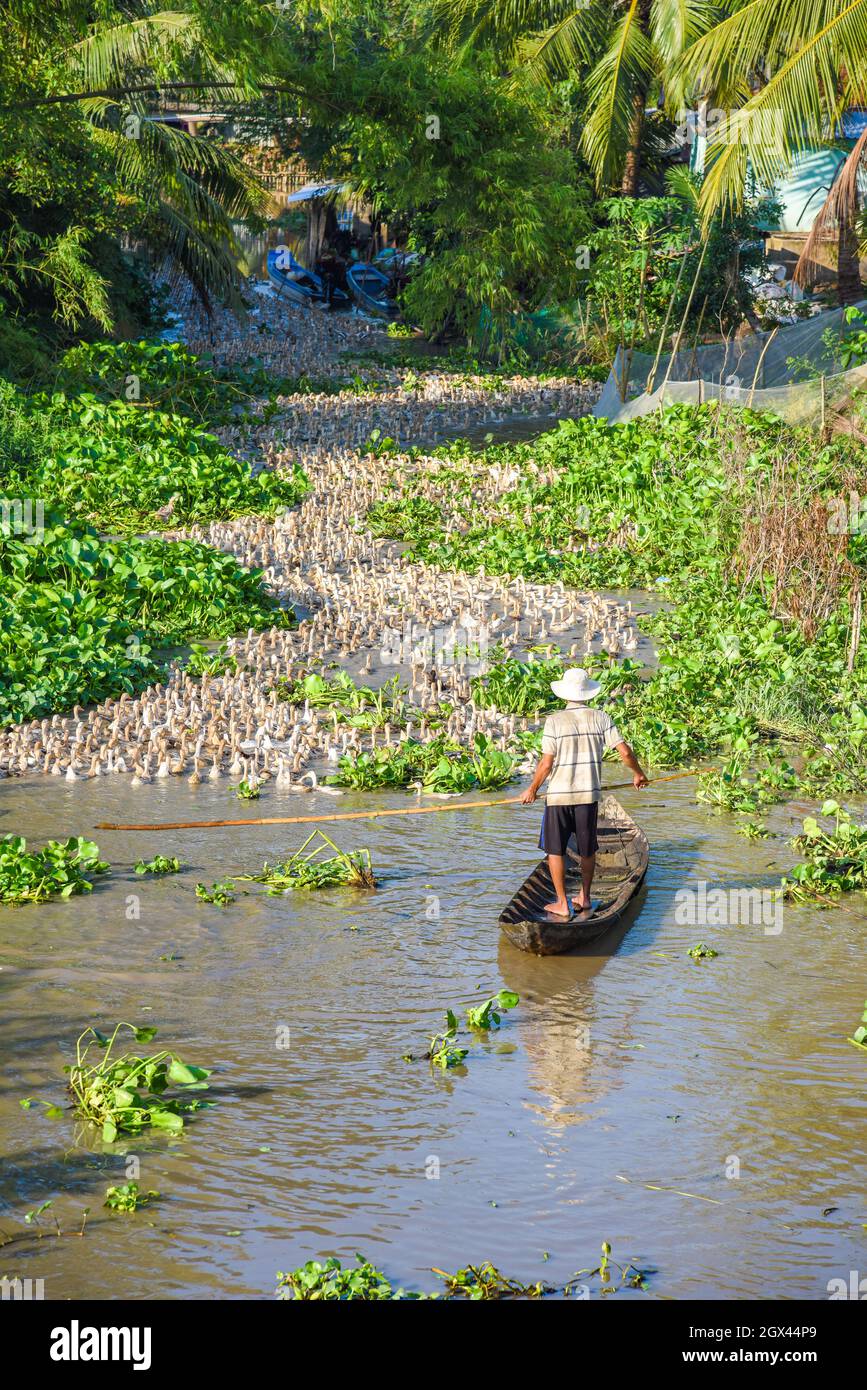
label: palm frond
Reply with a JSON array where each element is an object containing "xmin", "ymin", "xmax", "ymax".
[
  {"xmin": 431, "ymin": 0, "xmax": 578, "ymax": 52},
  {"xmin": 664, "ymin": 163, "xmax": 702, "ymax": 207},
  {"xmin": 67, "ymin": 10, "xmax": 202, "ymax": 88},
  {"xmin": 794, "ymin": 125, "xmax": 867, "ymax": 285},
  {"xmin": 513, "ymin": 6, "xmax": 608, "ymax": 88},
  {"xmin": 675, "ymin": 0, "xmax": 860, "ymax": 106},
  {"xmin": 694, "ymin": 0, "xmax": 867, "ymax": 222},
  {"xmin": 144, "ymin": 194, "xmax": 245, "ymax": 316},
  {"xmin": 650, "ymin": 0, "xmax": 718, "ymax": 70},
  {"xmin": 80, "ymin": 95, "xmax": 267, "ymax": 310},
  {"xmin": 581, "ymin": 0, "xmax": 654, "ymax": 191}
]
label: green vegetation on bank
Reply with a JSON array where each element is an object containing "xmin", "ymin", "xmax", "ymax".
[
  {"xmin": 0, "ymin": 381, "xmax": 306, "ymax": 536},
  {"xmin": 0, "ymin": 339, "xmax": 307, "ymax": 725},
  {"xmin": 0, "ymin": 513, "xmax": 290, "ymax": 724},
  {"xmin": 370, "ymin": 405, "xmax": 867, "ymax": 783}
]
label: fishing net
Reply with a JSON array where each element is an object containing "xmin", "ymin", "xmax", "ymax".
[{"xmin": 594, "ymin": 298, "xmax": 867, "ymax": 430}]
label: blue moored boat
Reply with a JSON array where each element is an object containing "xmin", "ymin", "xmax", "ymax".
[
  {"xmin": 346, "ymin": 261, "xmax": 397, "ymax": 318},
  {"xmin": 266, "ymin": 248, "xmax": 349, "ymax": 308}
]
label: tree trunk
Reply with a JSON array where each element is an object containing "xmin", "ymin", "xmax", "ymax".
[
  {"xmin": 837, "ymin": 209, "xmax": 862, "ymax": 306},
  {"xmin": 620, "ymin": 0, "xmax": 652, "ymax": 196},
  {"xmin": 620, "ymin": 89, "xmax": 646, "ymax": 196}
]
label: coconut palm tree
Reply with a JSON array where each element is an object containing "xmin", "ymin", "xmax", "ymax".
[
  {"xmin": 673, "ymin": 0, "xmax": 867, "ymax": 303},
  {"xmin": 433, "ymin": 0, "xmax": 717, "ymax": 194}
]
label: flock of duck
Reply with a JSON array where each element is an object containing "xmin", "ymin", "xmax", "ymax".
[
  {"xmin": 239, "ymin": 373, "xmax": 597, "ymax": 453},
  {"xmin": 0, "ymin": 283, "xmax": 636, "ymax": 787}
]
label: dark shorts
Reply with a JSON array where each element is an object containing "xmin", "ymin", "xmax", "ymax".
[{"xmin": 539, "ymin": 802, "xmax": 599, "ymax": 858}]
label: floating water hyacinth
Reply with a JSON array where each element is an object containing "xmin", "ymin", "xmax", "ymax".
[
  {"xmin": 134, "ymin": 855, "xmax": 182, "ymax": 876},
  {"xmin": 239, "ymin": 831, "xmax": 375, "ymax": 893},
  {"xmin": 0, "ymin": 835, "xmax": 109, "ymax": 905},
  {"xmin": 62, "ymin": 1023, "xmax": 212, "ymax": 1145}
]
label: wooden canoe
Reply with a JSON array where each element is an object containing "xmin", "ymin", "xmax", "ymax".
[{"xmin": 499, "ymin": 796, "xmax": 649, "ymax": 955}]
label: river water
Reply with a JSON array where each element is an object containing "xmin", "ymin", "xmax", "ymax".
[{"xmin": 1, "ymin": 773, "xmax": 864, "ymax": 1300}]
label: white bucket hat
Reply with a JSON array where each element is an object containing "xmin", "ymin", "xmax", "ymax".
[{"xmin": 550, "ymin": 667, "xmax": 601, "ymax": 702}]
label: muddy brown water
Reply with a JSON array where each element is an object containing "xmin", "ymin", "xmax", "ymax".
[{"xmin": 1, "ymin": 773, "xmax": 864, "ymax": 1300}]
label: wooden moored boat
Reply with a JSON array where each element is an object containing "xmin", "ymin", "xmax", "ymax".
[{"xmin": 499, "ymin": 796, "xmax": 649, "ymax": 955}]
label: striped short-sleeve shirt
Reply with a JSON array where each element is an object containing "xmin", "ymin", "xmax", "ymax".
[{"xmin": 541, "ymin": 704, "xmax": 624, "ymax": 805}]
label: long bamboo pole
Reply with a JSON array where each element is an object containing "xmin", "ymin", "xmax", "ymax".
[
  {"xmin": 746, "ymin": 326, "xmax": 779, "ymax": 408},
  {"xmin": 659, "ymin": 240, "xmax": 708, "ymax": 398},
  {"xmin": 94, "ymin": 767, "xmax": 716, "ymax": 832}
]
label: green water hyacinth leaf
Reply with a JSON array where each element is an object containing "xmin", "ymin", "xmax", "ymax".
[
  {"xmin": 149, "ymin": 1110, "xmax": 184, "ymax": 1134},
  {"xmin": 104, "ymin": 1182, "xmax": 159, "ymax": 1213},
  {"xmin": 782, "ymin": 806, "xmax": 867, "ymax": 905},
  {"xmin": 195, "ymin": 880, "xmax": 236, "ymax": 905},
  {"xmin": 466, "ymin": 990, "xmax": 520, "ymax": 1031},
  {"xmin": 167, "ymin": 1061, "xmax": 211, "ymax": 1086},
  {"xmin": 134, "ymin": 856, "xmax": 181, "ymax": 876}
]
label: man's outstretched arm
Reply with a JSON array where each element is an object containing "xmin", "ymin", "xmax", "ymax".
[
  {"xmin": 520, "ymin": 753, "xmax": 554, "ymax": 804},
  {"xmin": 615, "ymin": 740, "xmax": 648, "ymax": 789}
]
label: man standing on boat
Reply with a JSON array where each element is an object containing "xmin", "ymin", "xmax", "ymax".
[{"xmin": 520, "ymin": 668, "xmax": 648, "ymax": 918}]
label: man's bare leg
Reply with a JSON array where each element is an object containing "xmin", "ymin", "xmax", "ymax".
[
  {"xmin": 572, "ymin": 854, "xmax": 596, "ymax": 911},
  {"xmin": 544, "ymin": 854, "xmax": 570, "ymax": 916}
]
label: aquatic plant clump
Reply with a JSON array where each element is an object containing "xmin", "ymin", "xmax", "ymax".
[
  {"xmin": 406, "ymin": 992, "xmax": 520, "ymax": 1070},
  {"xmin": 432, "ymin": 1263, "xmax": 548, "ymax": 1299},
  {"xmin": 134, "ymin": 856, "xmax": 182, "ymax": 876},
  {"xmin": 276, "ymin": 1255, "xmax": 430, "ymax": 1301},
  {"xmin": 466, "ymin": 990, "xmax": 520, "ymax": 1030},
  {"xmin": 427, "ymin": 1012, "xmax": 469, "ymax": 1070},
  {"xmin": 276, "ymin": 1244, "xmax": 649, "ymax": 1300},
  {"xmin": 232, "ymin": 779, "xmax": 261, "ymax": 801},
  {"xmin": 195, "ymin": 881, "xmax": 236, "ymax": 906},
  {"xmin": 0, "ymin": 835, "xmax": 109, "ymax": 905},
  {"xmin": 274, "ymin": 672, "xmax": 410, "ymax": 729},
  {"xmin": 65, "ymin": 1023, "xmax": 211, "ymax": 1144},
  {"xmin": 328, "ymin": 733, "xmax": 517, "ymax": 793},
  {"xmin": 240, "ymin": 831, "xmax": 376, "ymax": 894},
  {"xmin": 780, "ymin": 802, "xmax": 867, "ymax": 905},
  {"xmin": 849, "ymin": 1002, "xmax": 867, "ymax": 1052},
  {"xmin": 472, "ymin": 656, "xmax": 566, "ymax": 715},
  {"xmin": 104, "ymin": 1182, "xmax": 160, "ymax": 1212}
]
